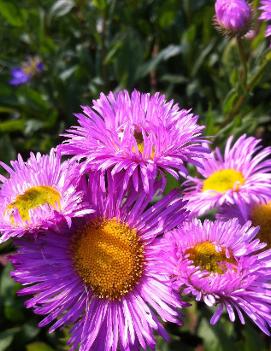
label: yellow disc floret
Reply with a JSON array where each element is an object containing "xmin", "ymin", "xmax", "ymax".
[
  {"xmin": 71, "ymin": 218, "xmax": 144, "ymax": 300},
  {"xmin": 22, "ymin": 57, "xmax": 41, "ymax": 76},
  {"xmin": 7, "ymin": 185, "xmax": 61, "ymax": 223},
  {"xmin": 133, "ymin": 130, "xmax": 155, "ymax": 159},
  {"xmin": 186, "ymin": 241, "xmax": 235, "ymax": 274},
  {"xmin": 202, "ymin": 169, "xmax": 245, "ymax": 193},
  {"xmin": 251, "ymin": 202, "xmax": 271, "ymax": 248}
]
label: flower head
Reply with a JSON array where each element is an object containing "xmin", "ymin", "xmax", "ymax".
[
  {"xmin": 0, "ymin": 149, "xmax": 89, "ymax": 242},
  {"xmin": 214, "ymin": 0, "xmax": 252, "ymax": 36},
  {"xmin": 160, "ymin": 219, "xmax": 271, "ymax": 334},
  {"xmin": 218, "ymin": 199, "xmax": 271, "ymax": 248},
  {"xmin": 9, "ymin": 57, "xmax": 43, "ymax": 86},
  {"xmin": 183, "ymin": 134, "xmax": 271, "ymax": 216},
  {"xmin": 259, "ymin": 0, "xmax": 271, "ymax": 40},
  {"xmin": 59, "ymin": 90, "xmax": 208, "ymax": 192},
  {"xmin": 11, "ymin": 175, "xmax": 188, "ymax": 351}
]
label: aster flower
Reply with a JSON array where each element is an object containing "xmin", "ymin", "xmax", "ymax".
[
  {"xmin": 11, "ymin": 174, "xmax": 187, "ymax": 351},
  {"xmin": 0, "ymin": 149, "xmax": 89, "ymax": 242},
  {"xmin": 160, "ymin": 218, "xmax": 271, "ymax": 334},
  {"xmin": 214, "ymin": 0, "xmax": 252, "ymax": 36},
  {"xmin": 183, "ymin": 134, "xmax": 271, "ymax": 216},
  {"xmin": 59, "ymin": 90, "xmax": 208, "ymax": 192},
  {"xmin": 218, "ymin": 199, "xmax": 271, "ymax": 248},
  {"xmin": 9, "ymin": 56, "xmax": 43, "ymax": 86},
  {"xmin": 259, "ymin": 0, "xmax": 271, "ymax": 40}
]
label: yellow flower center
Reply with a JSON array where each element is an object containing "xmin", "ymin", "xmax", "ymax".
[
  {"xmin": 202, "ymin": 169, "xmax": 245, "ymax": 193},
  {"xmin": 71, "ymin": 218, "xmax": 144, "ymax": 300},
  {"xmin": 133, "ymin": 130, "xmax": 155, "ymax": 159},
  {"xmin": 251, "ymin": 202, "xmax": 271, "ymax": 248},
  {"xmin": 22, "ymin": 57, "xmax": 40, "ymax": 76},
  {"xmin": 7, "ymin": 185, "xmax": 61, "ymax": 223},
  {"xmin": 186, "ymin": 241, "xmax": 235, "ymax": 274}
]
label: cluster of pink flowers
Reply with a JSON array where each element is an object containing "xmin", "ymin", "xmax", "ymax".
[{"xmin": 1, "ymin": 90, "xmax": 271, "ymax": 351}]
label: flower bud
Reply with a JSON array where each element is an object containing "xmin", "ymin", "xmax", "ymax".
[{"xmin": 215, "ymin": 0, "xmax": 252, "ymax": 36}]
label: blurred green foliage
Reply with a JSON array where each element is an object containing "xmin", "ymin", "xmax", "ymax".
[{"xmin": 0, "ymin": 0, "xmax": 271, "ymax": 350}]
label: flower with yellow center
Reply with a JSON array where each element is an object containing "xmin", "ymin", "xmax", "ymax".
[
  {"xmin": 22, "ymin": 57, "xmax": 42, "ymax": 76},
  {"xmin": 0, "ymin": 149, "xmax": 88, "ymax": 242},
  {"xmin": 72, "ymin": 218, "xmax": 144, "ymax": 300},
  {"xmin": 184, "ymin": 135, "xmax": 271, "ymax": 216},
  {"xmin": 60, "ymin": 90, "xmax": 207, "ymax": 193}
]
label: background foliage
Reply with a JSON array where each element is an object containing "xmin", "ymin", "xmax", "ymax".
[{"xmin": 0, "ymin": 0, "xmax": 271, "ymax": 350}]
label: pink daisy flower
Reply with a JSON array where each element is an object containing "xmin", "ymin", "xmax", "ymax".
[
  {"xmin": 183, "ymin": 134, "xmax": 271, "ymax": 216},
  {"xmin": 11, "ymin": 174, "xmax": 188, "ymax": 351},
  {"xmin": 160, "ymin": 218, "xmax": 271, "ymax": 334},
  {"xmin": 0, "ymin": 149, "xmax": 90, "ymax": 242},
  {"xmin": 59, "ymin": 90, "xmax": 208, "ymax": 192}
]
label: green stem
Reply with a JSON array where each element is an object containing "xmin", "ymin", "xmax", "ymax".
[
  {"xmin": 236, "ymin": 37, "xmax": 248, "ymax": 89},
  {"xmin": 222, "ymin": 52, "xmax": 270, "ymax": 127}
]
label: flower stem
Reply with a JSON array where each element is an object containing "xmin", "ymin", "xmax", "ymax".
[
  {"xmin": 237, "ymin": 37, "xmax": 248, "ymax": 89},
  {"xmin": 222, "ymin": 49, "xmax": 270, "ymax": 127}
]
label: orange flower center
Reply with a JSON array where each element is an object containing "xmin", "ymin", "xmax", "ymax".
[
  {"xmin": 251, "ymin": 202, "xmax": 271, "ymax": 248},
  {"xmin": 71, "ymin": 218, "xmax": 144, "ymax": 300},
  {"xmin": 186, "ymin": 241, "xmax": 236, "ymax": 274}
]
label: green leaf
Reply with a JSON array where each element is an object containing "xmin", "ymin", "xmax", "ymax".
[
  {"xmin": 26, "ymin": 342, "xmax": 54, "ymax": 351},
  {"xmin": 48, "ymin": 0, "xmax": 74, "ymax": 22},
  {"xmin": 0, "ymin": 328, "xmax": 19, "ymax": 351},
  {"xmin": 137, "ymin": 45, "xmax": 182, "ymax": 78},
  {"xmin": 239, "ymin": 323, "xmax": 266, "ymax": 351},
  {"xmin": 0, "ymin": 119, "xmax": 25, "ymax": 133},
  {"xmin": 198, "ymin": 317, "xmax": 235, "ymax": 351},
  {"xmin": 0, "ymin": 0, "xmax": 24, "ymax": 26}
]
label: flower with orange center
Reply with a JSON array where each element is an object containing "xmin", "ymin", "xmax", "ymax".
[
  {"xmin": 219, "ymin": 200, "xmax": 271, "ymax": 248},
  {"xmin": 184, "ymin": 135, "xmax": 271, "ymax": 216},
  {"xmin": 11, "ymin": 175, "xmax": 188, "ymax": 351},
  {"xmin": 160, "ymin": 219, "xmax": 271, "ymax": 334}
]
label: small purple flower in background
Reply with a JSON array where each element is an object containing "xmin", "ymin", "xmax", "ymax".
[
  {"xmin": 214, "ymin": 0, "xmax": 252, "ymax": 36},
  {"xmin": 259, "ymin": 0, "xmax": 271, "ymax": 40},
  {"xmin": 183, "ymin": 134, "xmax": 271, "ymax": 216},
  {"xmin": 11, "ymin": 174, "xmax": 188, "ymax": 351},
  {"xmin": 0, "ymin": 149, "xmax": 90, "ymax": 242},
  {"xmin": 59, "ymin": 90, "xmax": 209, "ymax": 193},
  {"xmin": 9, "ymin": 56, "xmax": 43, "ymax": 86},
  {"xmin": 160, "ymin": 219, "xmax": 271, "ymax": 334}
]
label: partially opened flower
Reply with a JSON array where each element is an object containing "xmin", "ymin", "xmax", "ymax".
[
  {"xmin": 11, "ymin": 175, "xmax": 187, "ymax": 351},
  {"xmin": 59, "ymin": 90, "xmax": 208, "ymax": 192},
  {"xmin": 218, "ymin": 199, "xmax": 271, "ymax": 248},
  {"xmin": 9, "ymin": 56, "xmax": 43, "ymax": 86},
  {"xmin": 160, "ymin": 219, "xmax": 271, "ymax": 334},
  {"xmin": 183, "ymin": 134, "xmax": 271, "ymax": 216},
  {"xmin": 0, "ymin": 149, "xmax": 89, "ymax": 242},
  {"xmin": 259, "ymin": 0, "xmax": 271, "ymax": 40},
  {"xmin": 214, "ymin": 0, "xmax": 252, "ymax": 36}
]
